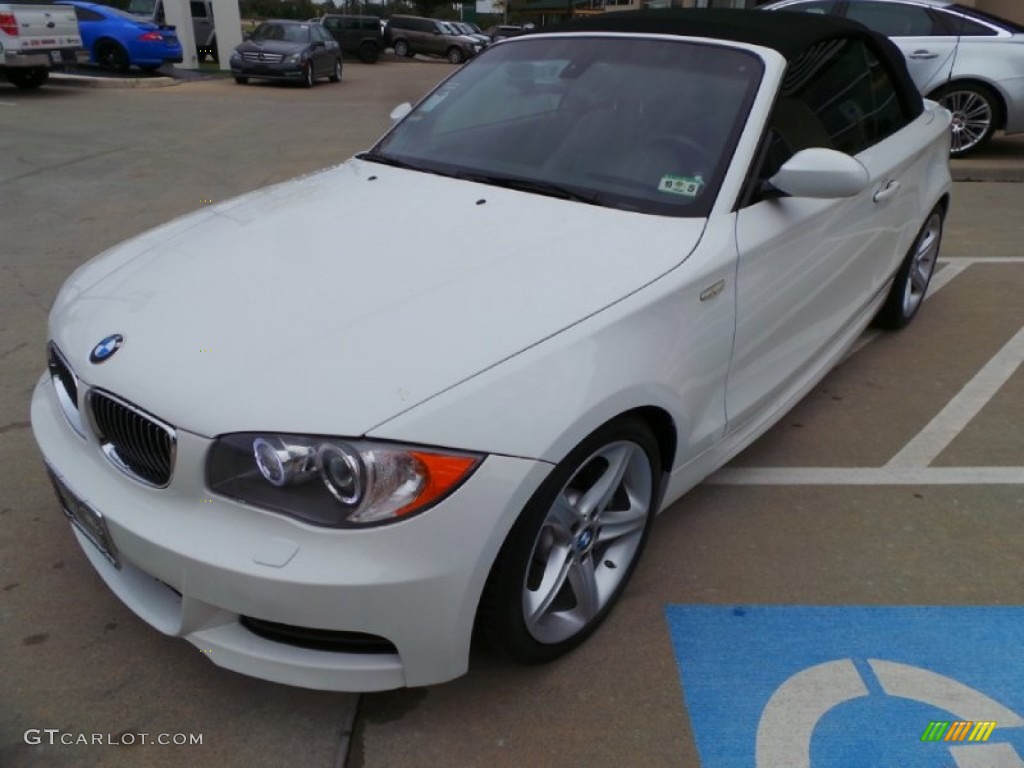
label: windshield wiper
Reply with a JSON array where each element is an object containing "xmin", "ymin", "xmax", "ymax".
[
  {"xmin": 454, "ymin": 172, "xmax": 602, "ymax": 205},
  {"xmin": 358, "ymin": 152, "xmax": 432, "ymax": 173}
]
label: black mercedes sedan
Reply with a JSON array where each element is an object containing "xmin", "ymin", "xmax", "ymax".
[{"xmin": 230, "ymin": 20, "xmax": 342, "ymax": 87}]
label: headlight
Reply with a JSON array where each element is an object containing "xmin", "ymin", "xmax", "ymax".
[
  {"xmin": 285, "ymin": 51, "xmax": 307, "ymax": 64},
  {"xmin": 207, "ymin": 433, "xmax": 482, "ymax": 527}
]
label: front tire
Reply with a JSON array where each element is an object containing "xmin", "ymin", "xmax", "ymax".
[
  {"xmin": 874, "ymin": 204, "xmax": 944, "ymax": 330},
  {"xmin": 446, "ymin": 46, "xmax": 464, "ymax": 65},
  {"xmin": 6, "ymin": 67, "xmax": 49, "ymax": 89},
  {"xmin": 234, "ymin": 76, "xmax": 248, "ymax": 84},
  {"xmin": 329, "ymin": 59, "xmax": 342, "ymax": 83},
  {"xmin": 302, "ymin": 63, "xmax": 314, "ymax": 88},
  {"xmin": 932, "ymin": 83, "xmax": 999, "ymax": 156},
  {"xmin": 479, "ymin": 417, "xmax": 661, "ymax": 663},
  {"xmin": 393, "ymin": 39, "xmax": 410, "ymax": 58}
]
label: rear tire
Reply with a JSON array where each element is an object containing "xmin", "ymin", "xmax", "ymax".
[
  {"xmin": 874, "ymin": 204, "xmax": 944, "ymax": 330},
  {"xmin": 6, "ymin": 67, "xmax": 49, "ymax": 89},
  {"xmin": 393, "ymin": 39, "xmax": 410, "ymax": 58},
  {"xmin": 96, "ymin": 39, "xmax": 129, "ymax": 72},
  {"xmin": 478, "ymin": 417, "xmax": 661, "ymax": 664},
  {"xmin": 931, "ymin": 83, "xmax": 999, "ymax": 156}
]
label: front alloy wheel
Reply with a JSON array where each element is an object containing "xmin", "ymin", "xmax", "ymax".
[
  {"xmin": 479, "ymin": 418, "xmax": 661, "ymax": 663},
  {"xmin": 302, "ymin": 63, "xmax": 314, "ymax": 88}
]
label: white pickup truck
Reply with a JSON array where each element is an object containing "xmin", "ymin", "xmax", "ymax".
[{"xmin": 0, "ymin": 1, "xmax": 84, "ymax": 89}]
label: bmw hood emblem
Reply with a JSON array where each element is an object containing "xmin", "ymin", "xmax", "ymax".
[{"xmin": 90, "ymin": 334, "xmax": 124, "ymax": 364}]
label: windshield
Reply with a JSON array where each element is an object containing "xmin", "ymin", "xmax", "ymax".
[
  {"xmin": 253, "ymin": 23, "xmax": 312, "ymax": 43},
  {"xmin": 368, "ymin": 36, "xmax": 762, "ymax": 217}
]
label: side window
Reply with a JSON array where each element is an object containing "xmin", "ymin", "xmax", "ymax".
[
  {"xmin": 75, "ymin": 7, "xmax": 105, "ymax": 21},
  {"xmin": 933, "ymin": 10, "xmax": 999, "ymax": 37},
  {"xmin": 343, "ymin": 18, "xmax": 358, "ymax": 31},
  {"xmin": 788, "ymin": 38, "xmax": 909, "ymax": 156},
  {"xmin": 784, "ymin": 0, "xmax": 840, "ymax": 14},
  {"xmin": 845, "ymin": 1, "xmax": 942, "ymax": 37},
  {"xmin": 189, "ymin": 1, "xmax": 207, "ymax": 18}
]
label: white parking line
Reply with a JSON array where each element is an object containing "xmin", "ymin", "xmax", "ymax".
[
  {"xmin": 707, "ymin": 466, "xmax": 1024, "ymax": 485},
  {"xmin": 886, "ymin": 325, "xmax": 1024, "ymax": 468}
]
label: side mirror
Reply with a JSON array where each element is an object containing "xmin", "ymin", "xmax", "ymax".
[
  {"xmin": 767, "ymin": 147, "xmax": 869, "ymax": 199},
  {"xmin": 389, "ymin": 102, "xmax": 413, "ymax": 124}
]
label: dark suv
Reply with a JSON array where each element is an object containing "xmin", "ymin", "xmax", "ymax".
[
  {"xmin": 384, "ymin": 15, "xmax": 482, "ymax": 63},
  {"xmin": 318, "ymin": 15, "xmax": 383, "ymax": 63}
]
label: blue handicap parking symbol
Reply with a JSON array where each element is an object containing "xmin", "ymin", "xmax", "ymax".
[{"xmin": 665, "ymin": 606, "xmax": 1024, "ymax": 768}]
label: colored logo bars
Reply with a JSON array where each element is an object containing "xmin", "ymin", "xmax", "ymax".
[{"xmin": 921, "ymin": 721, "xmax": 997, "ymax": 743}]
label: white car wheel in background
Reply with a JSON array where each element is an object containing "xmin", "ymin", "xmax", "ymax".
[{"xmin": 933, "ymin": 83, "xmax": 999, "ymax": 156}]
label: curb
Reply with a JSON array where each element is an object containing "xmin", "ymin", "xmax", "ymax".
[
  {"xmin": 51, "ymin": 72, "xmax": 178, "ymax": 88},
  {"xmin": 950, "ymin": 165, "xmax": 1024, "ymax": 183}
]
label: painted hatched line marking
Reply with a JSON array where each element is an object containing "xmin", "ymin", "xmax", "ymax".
[
  {"xmin": 714, "ymin": 259, "xmax": 1024, "ymax": 487},
  {"xmin": 886, "ymin": 325, "xmax": 1024, "ymax": 468}
]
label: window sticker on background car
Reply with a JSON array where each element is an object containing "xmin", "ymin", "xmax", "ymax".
[{"xmin": 659, "ymin": 174, "xmax": 703, "ymax": 197}]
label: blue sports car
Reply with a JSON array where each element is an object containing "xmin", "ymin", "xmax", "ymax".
[{"xmin": 55, "ymin": 1, "xmax": 182, "ymax": 72}]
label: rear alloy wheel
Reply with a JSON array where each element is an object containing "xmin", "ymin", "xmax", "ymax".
[
  {"xmin": 479, "ymin": 418, "xmax": 661, "ymax": 663},
  {"xmin": 6, "ymin": 67, "xmax": 49, "ymax": 89},
  {"xmin": 302, "ymin": 63, "xmax": 314, "ymax": 88},
  {"xmin": 446, "ymin": 46, "xmax": 464, "ymax": 64},
  {"xmin": 96, "ymin": 40, "xmax": 129, "ymax": 72},
  {"xmin": 329, "ymin": 59, "xmax": 342, "ymax": 83},
  {"xmin": 358, "ymin": 41, "xmax": 379, "ymax": 64},
  {"xmin": 393, "ymin": 39, "xmax": 410, "ymax": 58},
  {"xmin": 933, "ymin": 84, "xmax": 998, "ymax": 156},
  {"xmin": 874, "ymin": 205, "xmax": 944, "ymax": 330}
]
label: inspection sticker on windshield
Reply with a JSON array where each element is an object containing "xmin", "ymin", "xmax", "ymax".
[{"xmin": 659, "ymin": 175, "xmax": 703, "ymax": 197}]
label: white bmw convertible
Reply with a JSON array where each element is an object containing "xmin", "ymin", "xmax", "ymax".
[{"xmin": 32, "ymin": 9, "xmax": 951, "ymax": 690}]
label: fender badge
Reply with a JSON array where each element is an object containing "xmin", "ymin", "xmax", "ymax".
[{"xmin": 90, "ymin": 334, "xmax": 124, "ymax": 364}]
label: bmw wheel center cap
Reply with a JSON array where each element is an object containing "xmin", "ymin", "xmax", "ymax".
[{"xmin": 90, "ymin": 334, "xmax": 124, "ymax": 364}]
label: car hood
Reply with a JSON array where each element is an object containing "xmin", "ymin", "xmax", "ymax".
[{"xmin": 50, "ymin": 159, "xmax": 706, "ymax": 438}]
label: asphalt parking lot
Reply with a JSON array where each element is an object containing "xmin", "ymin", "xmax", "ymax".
[{"xmin": 2, "ymin": 62, "xmax": 1023, "ymax": 768}]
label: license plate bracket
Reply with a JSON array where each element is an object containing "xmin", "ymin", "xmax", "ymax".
[{"xmin": 47, "ymin": 468, "xmax": 120, "ymax": 569}]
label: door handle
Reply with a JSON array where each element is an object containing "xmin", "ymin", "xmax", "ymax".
[
  {"xmin": 909, "ymin": 50, "xmax": 939, "ymax": 60},
  {"xmin": 873, "ymin": 180, "xmax": 901, "ymax": 203}
]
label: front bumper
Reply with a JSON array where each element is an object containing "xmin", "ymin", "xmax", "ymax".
[
  {"xmin": 231, "ymin": 60, "xmax": 308, "ymax": 81},
  {"xmin": 31, "ymin": 373, "xmax": 550, "ymax": 690}
]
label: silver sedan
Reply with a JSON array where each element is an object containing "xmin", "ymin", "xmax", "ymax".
[{"xmin": 764, "ymin": 0, "xmax": 1024, "ymax": 154}]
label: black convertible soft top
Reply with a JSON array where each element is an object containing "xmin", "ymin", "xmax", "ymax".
[{"xmin": 539, "ymin": 8, "xmax": 923, "ymax": 118}]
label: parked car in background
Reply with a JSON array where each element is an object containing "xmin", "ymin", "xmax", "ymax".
[
  {"xmin": 447, "ymin": 21, "xmax": 491, "ymax": 47},
  {"xmin": 55, "ymin": 0, "xmax": 182, "ymax": 72},
  {"xmin": 317, "ymin": 14, "xmax": 383, "ymax": 63},
  {"xmin": 486, "ymin": 24, "xmax": 527, "ymax": 41},
  {"xmin": 385, "ymin": 15, "xmax": 483, "ymax": 63},
  {"xmin": 127, "ymin": 0, "xmax": 217, "ymax": 61},
  {"xmin": 0, "ymin": 1, "xmax": 84, "ymax": 89},
  {"xmin": 230, "ymin": 20, "xmax": 341, "ymax": 87},
  {"xmin": 33, "ymin": 9, "xmax": 951, "ymax": 692},
  {"xmin": 763, "ymin": 0, "xmax": 1024, "ymax": 155}
]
